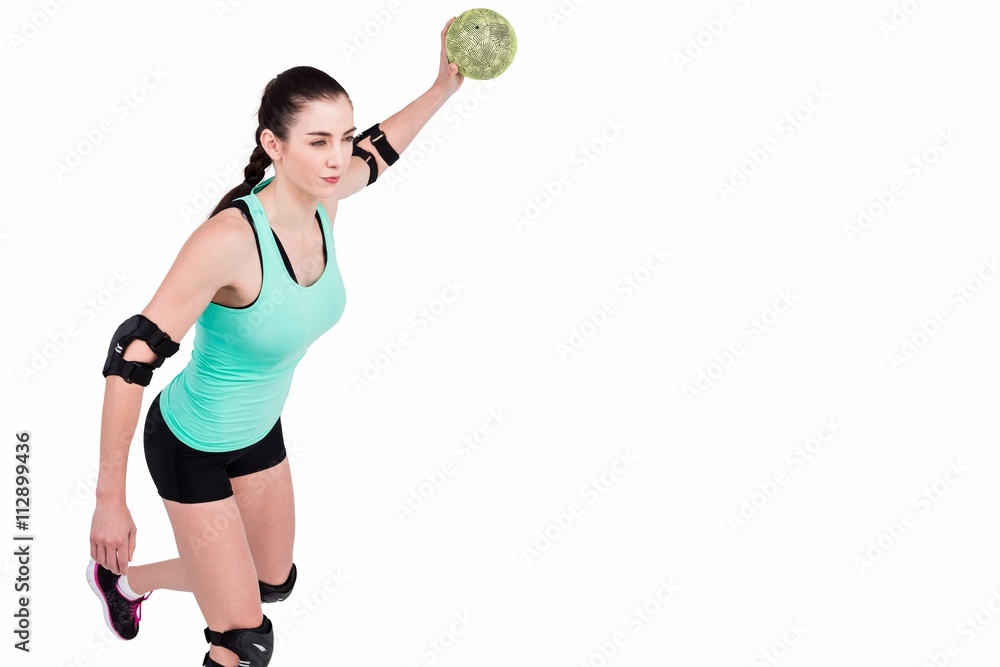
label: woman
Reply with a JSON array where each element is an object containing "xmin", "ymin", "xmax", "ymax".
[{"xmin": 86, "ymin": 18, "xmax": 464, "ymax": 667}]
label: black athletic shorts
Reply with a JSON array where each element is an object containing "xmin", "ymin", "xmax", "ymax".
[{"xmin": 143, "ymin": 392, "xmax": 287, "ymax": 504}]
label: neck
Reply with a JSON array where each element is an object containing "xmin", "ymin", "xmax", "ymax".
[{"xmin": 255, "ymin": 175, "xmax": 318, "ymax": 232}]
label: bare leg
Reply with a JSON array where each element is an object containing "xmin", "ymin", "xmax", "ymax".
[
  {"xmin": 231, "ymin": 457, "xmax": 295, "ymax": 585},
  {"xmin": 123, "ymin": 558, "xmax": 190, "ymax": 595},
  {"xmin": 128, "ymin": 456, "xmax": 295, "ymax": 596},
  {"xmin": 163, "ymin": 496, "xmax": 263, "ymax": 667}
]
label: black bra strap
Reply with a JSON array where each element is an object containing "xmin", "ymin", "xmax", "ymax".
[{"xmin": 226, "ymin": 200, "xmax": 327, "ymax": 286}]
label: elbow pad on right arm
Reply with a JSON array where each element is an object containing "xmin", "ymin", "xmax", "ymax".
[{"xmin": 102, "ymin": 314, "xmax": 180, "ymax": 386}]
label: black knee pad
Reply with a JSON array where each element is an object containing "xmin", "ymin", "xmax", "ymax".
[
  {"xmin": 259, "ymin": 563, "xmax": 296, "ymax": 603},
  {"xmin": 203, "ymin": 615, "xmax": 273, "ymax": 667}
]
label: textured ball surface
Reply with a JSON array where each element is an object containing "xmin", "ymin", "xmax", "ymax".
[{"xmin": 445, "ymin": 8, "xmax": 517, "ymax": 80}]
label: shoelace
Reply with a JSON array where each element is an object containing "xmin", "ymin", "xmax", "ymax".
[
  {"xmin": 126, "ymin": 592, "xmax": 151, "ymax": 629},
  {"xmin": 128, "ymin": 591, "xmax": 153, "ymax": 628}
]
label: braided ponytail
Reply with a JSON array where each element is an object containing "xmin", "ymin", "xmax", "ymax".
[{"xmin": 208, "ymin": 66, "xmax": 350, "ymax": 220}]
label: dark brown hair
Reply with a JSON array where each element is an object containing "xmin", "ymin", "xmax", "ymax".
[{"xmin": 209, "ymin": 66, "xmax": 350, "ymax": 219}]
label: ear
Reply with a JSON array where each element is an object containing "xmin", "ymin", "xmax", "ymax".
[{"xmin": 260, "ymin": 128, "xmax": 282, "ymax": 162}]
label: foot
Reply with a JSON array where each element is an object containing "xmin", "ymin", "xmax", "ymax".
[{"xmin": 85, "ymin": 559, "xmax": 150, "ymax": 640}]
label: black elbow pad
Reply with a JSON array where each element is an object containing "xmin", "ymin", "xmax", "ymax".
[{"xmin": 102, "ymin": 314, "xmax": 179, "ymax": 386}]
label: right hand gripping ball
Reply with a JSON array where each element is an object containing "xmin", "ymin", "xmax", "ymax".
[{"xmin": 445, "ymin": 8, "xmax": 517, "ymax": 80}]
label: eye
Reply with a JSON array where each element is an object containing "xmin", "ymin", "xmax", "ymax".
[
  {"xmin": 312, "ymin": 140, "xmax": 325, "ymax": 146},
  {"xmin": 342, "ymin": 136, "xmax": 354, "ymax": 143}
]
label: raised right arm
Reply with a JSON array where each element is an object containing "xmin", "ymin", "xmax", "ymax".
[{"xmin": 90, "ymin": 209, "xmax": 252, "ymax": 575}]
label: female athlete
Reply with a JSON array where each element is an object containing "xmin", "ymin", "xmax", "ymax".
[{"xmin": 86, "ymin": 18, "xmax": 464, "ymax": 667}]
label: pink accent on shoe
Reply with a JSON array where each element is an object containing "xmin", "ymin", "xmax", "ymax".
[{"xmin": 114, "ymin": 583, "xmax": 151, "ymax": 629}]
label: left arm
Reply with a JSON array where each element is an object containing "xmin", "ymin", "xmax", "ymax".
[{"xmin": 334, "ymin": 17, "xmax": 465, "ymax": 200}]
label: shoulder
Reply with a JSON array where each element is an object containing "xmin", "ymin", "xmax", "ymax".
[
  {"xmin": 196, "ymin": 206, "xmax": 255, "ymax": 248},
  {"xmin": 204, "ymin": 205, "xmax": 253, "ymax": 236},
  {"xmin": 174, "ymin": 205, "xmax": 256, "ymax": 270}
]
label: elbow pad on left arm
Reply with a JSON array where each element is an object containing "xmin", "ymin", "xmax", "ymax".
[{"xmin": 353, "ymin": 122, "xmax": 400, "ymax": 186}]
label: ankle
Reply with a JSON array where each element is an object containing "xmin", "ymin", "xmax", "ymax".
[{"xmin": 118, "ymin": 571, "xmax": 150, "ymax": 598}]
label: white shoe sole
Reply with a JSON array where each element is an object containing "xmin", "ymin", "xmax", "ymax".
[{"xmin": 85, "ymin": 558, "xmax": 128, "ymax": 640}]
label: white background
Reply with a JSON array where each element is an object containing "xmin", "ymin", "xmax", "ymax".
[{"xmin": 3, "ymin": 0, "xmax": 1000, "ymax": 665}]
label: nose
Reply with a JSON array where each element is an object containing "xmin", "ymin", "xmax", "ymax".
[{"xmin": 328, "ymin": 144, "xmax": 349, "ymax": 171}]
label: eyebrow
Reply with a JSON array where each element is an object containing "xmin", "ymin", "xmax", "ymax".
[{"xmin": 306, "ymin": 128, "xmax": 357, "ymax": 137}]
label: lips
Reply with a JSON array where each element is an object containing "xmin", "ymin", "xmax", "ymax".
[{"xmin": 323, "ymin": 176, "xmax": 340, "ymax": 184}]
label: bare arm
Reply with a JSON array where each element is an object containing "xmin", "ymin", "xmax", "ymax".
[
  {"xmin": 90, "ymin": 209, "xmax": 252, "ymax": 574},
  {"xmin": 334, "ymin": 17, "xmax": 465, "ymax": 200}
]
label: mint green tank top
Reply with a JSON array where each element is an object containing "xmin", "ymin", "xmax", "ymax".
[{"xmin": 159, "ymin": 176, "xmax": 346, "ymax": 452}]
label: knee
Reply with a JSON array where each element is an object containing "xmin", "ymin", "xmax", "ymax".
[
  {"xmin": 259, "ymin": 563, "xmax": 296, "ymax": 603},
  {"xmin": 204, "ymin": 614, "xmax": 273, "ymax": 667}
]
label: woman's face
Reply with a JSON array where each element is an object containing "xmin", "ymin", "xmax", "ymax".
[{"xmin": 274, "ymin": 96, "xmax": 355, "ymax": 199}]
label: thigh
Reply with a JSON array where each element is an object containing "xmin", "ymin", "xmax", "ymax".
[
  {"xmin": 163, "ymin": 496, "xmax": 261, "ymax": 630},
  {"xmin": 231, "ymin": 454, "xmax": 295, "ymax": 586}
]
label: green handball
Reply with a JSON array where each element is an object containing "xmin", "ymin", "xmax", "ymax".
[{"xmin": 446, "ymin": 8, "xmax": 517, "ymax": 80}]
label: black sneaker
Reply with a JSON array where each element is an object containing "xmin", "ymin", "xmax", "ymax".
[{"xmin": 86, "ymin": 558, "xmax": 150, "ymax": 640}]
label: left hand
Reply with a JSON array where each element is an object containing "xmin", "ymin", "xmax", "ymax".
[{"xmin": 433, "ymin": 17, "xmax": 465, "ymax": 97}]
